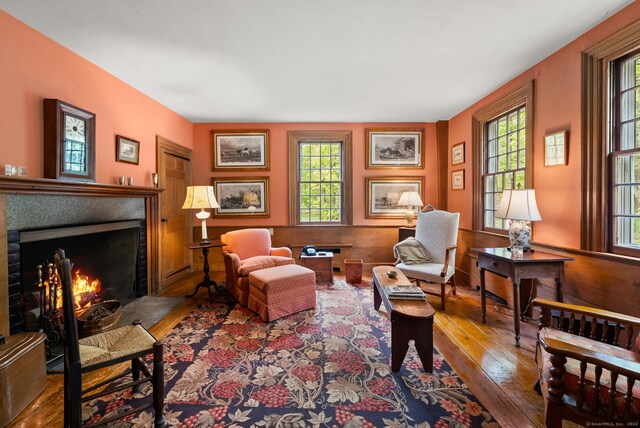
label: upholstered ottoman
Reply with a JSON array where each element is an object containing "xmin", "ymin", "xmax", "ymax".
[{"xmin": 248, "ymin": 264, "xmax": 316, "ymax": 322}]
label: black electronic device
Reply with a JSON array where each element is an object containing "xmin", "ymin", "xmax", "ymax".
[{"xmin": 301, "ymin": 245, "xmax": 317, "ymax": 256}]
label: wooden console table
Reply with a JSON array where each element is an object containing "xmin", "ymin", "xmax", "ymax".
[
  {"xmin": 475, "ymin": 247, "xmax": 573, "ymax": 347},
  {"xmin": 186, "ymin": 240, "xmax": 225, "ymax": 302},
  {"xmin": 372, "ymin": 266, "xmax": 435, "ymax": 372}
]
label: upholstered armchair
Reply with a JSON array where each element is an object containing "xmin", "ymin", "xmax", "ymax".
[
  {"xmin": 533, "ymin": 297, "xmax": 640, "ymax": 426},
  {"xmin": 220, "ymin": 228, "xmax": 294, "ymax": 306},
  {"xmin": 394, "ymin": 208, "xmax": 459, "ymax": 311}
]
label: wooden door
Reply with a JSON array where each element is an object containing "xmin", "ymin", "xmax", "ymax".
[{"xmin": 156, "ymin": 136, "xmax": 192, "ymax": 290}]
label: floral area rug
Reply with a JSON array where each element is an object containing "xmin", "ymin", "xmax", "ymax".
[{"xmin": 84, "ymin": 280, "xmax": 498, "ymax": 427}]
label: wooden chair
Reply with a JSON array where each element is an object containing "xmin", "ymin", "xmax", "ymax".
[
  {"xmin": 56, "ymin": 249, "xmax": 165, "ymax": 427},
  {"xmin": 533, "ymin": 297, "xmax": 640, "ymax": 427},
  {"xmin": 394, "ymin": 208, "xmax": 459, "ymax": 311},
  {"xmin": 221, "ymin": 228, "xmax": 294, "ymax": 306}
]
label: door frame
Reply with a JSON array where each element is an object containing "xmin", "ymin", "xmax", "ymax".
[{"xmin": 156, "ymin": 135, "xmax": 193, "ymax": 290}]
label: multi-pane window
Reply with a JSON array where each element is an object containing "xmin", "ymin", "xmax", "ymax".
[
  {"xmin": 611, "ymin": 51, "xmax": 640, "ymax": 255},
  {"xmin": 298, "ymin": 141, "xmax": 343, "ymax": 223},
  {"xmin": 483, "ymin": 107, "xmax": 527, "ymax": 230}
]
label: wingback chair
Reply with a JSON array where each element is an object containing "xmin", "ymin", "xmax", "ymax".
[
  {"xmin": 533, "ymin": 297, "xmax": 640, "ymax": 427},
  {"xmin": 394, "ymin": 208, "xmax": 460, "ymax": 311},
  {"xmin": 220, "ymin": 228, "xmax": 294, "ymax": 306}
]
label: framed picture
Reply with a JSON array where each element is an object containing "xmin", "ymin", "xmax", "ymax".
[
  {"xmin": 212, "ymin": 177, "xmax": 269, "ymax": 217},
  {"xmin": 115, "ymin": 135, "xmax": 140, "ymax": 165},
  {"xmin": 211, "ymin": 130, "xmax": 269, "ymax": 171},
  {"xmin": 365, "ymin": 176, "xmax": 425, "ymax": 219},
  {"xmin": 365, "ymin": 128, "xmax": 424, "ymax": 169},
  {"xmin": 544, "ymin": 130, "xmax": 568, "ymax": 166},
  {"xmin": 451, "ymin": 170, "xmax": 465, "ymax": 190},
  {"xmin": 452, "ymin": 142, "xmax": 465, "ymax": 165}
]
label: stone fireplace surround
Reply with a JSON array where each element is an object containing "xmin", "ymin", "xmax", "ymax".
[{"xmin": 0, "ymin": 177, "xmax": 162, "ymax": 337}]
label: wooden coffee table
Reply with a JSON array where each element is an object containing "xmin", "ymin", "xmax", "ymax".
[{"xmin": 372, "ymin": 266, "xmax": 435, "ymax": 372}]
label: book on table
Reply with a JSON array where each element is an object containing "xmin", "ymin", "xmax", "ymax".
[{"xmin": 385, "ymin": 285, "xmax": 425, "ymax": 300}]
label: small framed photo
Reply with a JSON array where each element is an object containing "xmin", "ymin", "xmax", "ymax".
[
  {"xmin": 115, "ymin": 135, "xmax": 140, "ymax": 165},
  {"xmin": 211, "ymin": 130, "xmax": 269, "ymax": 171},
  {"xmin": 212, "ymin": 176, "xmax": 269, "ymax": 217},
  {"xmin": 451, "ymin": 170, "xmax": 465, "ymax": 190},
  {"xmin": 365, "ymin": 176, "xmax": 425, "ymax": 218},
  {"xmin": 452, "ymin": 142, "xmax": 465, "ymax": 165},
  {"xmin": 365, "ymin": 128, "xmax": 424, "ymax": 169},
  {"xmin": 544, "ymin": 130, "xmax": 568, "ymax": 166}
]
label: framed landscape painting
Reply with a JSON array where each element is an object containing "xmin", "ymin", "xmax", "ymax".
[
  {"xmin": 211, "ymin": 130, "xmax": 269, "ymax": 171},
  {"xmin": 115, "ymin": 135, "xmax": 140, "ymax": 165},
  {"xmin": 212, "ymin": 177, "xmax": 269, "ymax": 217},
  {"xmin": 365, "ymin": 176, "xmax": 425, "ymax": 219},
  {"xmin": 365, "ymin": 128, "xmax": 424, "ymax": 169}
]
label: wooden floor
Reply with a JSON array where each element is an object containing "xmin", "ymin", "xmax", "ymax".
[{"xmin": 9, "ymin": 272, "xmax": 545, "ymax": 427}]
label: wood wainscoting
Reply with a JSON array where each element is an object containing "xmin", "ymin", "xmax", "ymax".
[
  {"xmin": 456, "ymin": 228, "xmax": 640, "ymax": 318},
  {"xmin": 194, "ymin": 226, "xmax": 400, "ymax": 275}
]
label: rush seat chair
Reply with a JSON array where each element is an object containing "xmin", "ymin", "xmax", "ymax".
[{"xmin": 56, "ymin": 249, "xmax": 165, "ymax": 427}]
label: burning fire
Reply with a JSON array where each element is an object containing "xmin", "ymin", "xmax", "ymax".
[{"xmin": 45, "ymin": 270, "xmax": 102, "ymax": 312}]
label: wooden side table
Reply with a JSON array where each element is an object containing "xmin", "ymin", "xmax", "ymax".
[
  {"xmin": 300, "ymin": 252, "xmax": 334, "ymax": 283},
  {"xmin": 398, "ymin": 227, "xmax": 416, "ymax": 242},
  {"xmin": 186, "ymin": 240, "xmax": 225, "ymax": 302},
  {"xmin": 475, "ymin": 247, "xmax": 573, "ymax": 347}
]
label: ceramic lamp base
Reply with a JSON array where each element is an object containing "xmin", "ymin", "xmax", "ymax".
[{"xmin": 508, "ymin": 220, "xmax": 532, "ymax": 250}]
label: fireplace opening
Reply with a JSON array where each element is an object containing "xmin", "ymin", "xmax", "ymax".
[{"xmin": 9, "ymin": 220, "xmax": 147, "ymax": 335}]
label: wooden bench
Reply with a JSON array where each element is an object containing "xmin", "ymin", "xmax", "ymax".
[{"xmin": 372, "ymin": 266, "xmax": 435, "ymax": 372}]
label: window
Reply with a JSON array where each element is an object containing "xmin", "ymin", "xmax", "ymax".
[
  {"xmin": 610, "ymin": 50, "xmax": 640, "ymax": 256},
  {"xmin": 472, "ymin": 83, "xmax": 533, "ymax": 231},
  {"xmin": 582, "ymin": 20, "xmax": 640, "ymax": 256},
  {"xmin": 288, "ymin": 131, "xmax": 352, "ymax": 225},
  {"xmin": 483, "ymin": 107, "xmax": 527, "ymax": 230}
]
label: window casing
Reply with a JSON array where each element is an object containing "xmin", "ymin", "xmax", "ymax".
[
  {"xmin": 610, "ymin": 50, "xmax": 640, "ymax": 257},
  {"xmin": 288, "ymin": 131, "xmax": 352, "ymax": 225},
  {"xmin": 472, "ymin": 83, "xmax": 534, "ymax": 232},
  {"xmin": 483, "ymin": 107, "xmax": 528, "ymax": 230}
]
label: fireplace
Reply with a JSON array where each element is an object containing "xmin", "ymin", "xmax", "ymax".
[
  {"xmin": 4, "ymin": 192, "xmax": 150, "ymax": 335},
  {"xmin": 13, "ymin": 220, "xmax": 147, "ymax": 334}
]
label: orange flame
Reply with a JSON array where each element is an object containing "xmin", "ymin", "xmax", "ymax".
[{"xmin": 45, "ymin": 270, "xmax": 102, "ymax": 311}]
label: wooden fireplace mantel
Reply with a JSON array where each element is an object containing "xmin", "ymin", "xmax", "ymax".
[
  {"xmin": 0, "ymin": 176, "xmax": 164, "ymax": 337},
  {"xmin": 0, "ymin": 176, "xmax": 163, "ymax": 197}
]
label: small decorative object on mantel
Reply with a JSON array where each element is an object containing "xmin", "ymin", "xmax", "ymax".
[
  {"xmin": 43, "ymin": 99, "xmax": 96, "ymax": 182},
  {"xmin": 116, "ymin": 135, "xmax": 140, "ymax": 165},
  {"xmin": 544, "ymin": 130, "xmax": 568, "ymax": 166},
  {"xmin": 451, "ymin": 142, "xmax": 465, "ymax": 165}
]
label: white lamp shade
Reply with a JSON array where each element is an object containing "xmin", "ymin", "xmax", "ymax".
[
  {"xmin": 182, "ymin": 186, "xmax": 220, "ymax": 209},
  {"xmin": 495, "ymin": 189, "xmax": 542, "ymax": 221},
  {"xmin": 397, "ymin": 191, "xmax": 423, "ymax": 207}
]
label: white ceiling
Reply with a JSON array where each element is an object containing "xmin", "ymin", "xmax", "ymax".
[{"xmin": 0, "ymin": 0, "xmax": 633, "ymax": 123}]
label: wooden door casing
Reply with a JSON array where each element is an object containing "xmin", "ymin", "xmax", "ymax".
[{"xmin": 156, "ymin": 136, "xmax": 192, "ymax": 291}]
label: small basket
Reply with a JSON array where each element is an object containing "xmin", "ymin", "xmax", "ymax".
[{"xmin": 345, "ymin": 259, "xmax": 363, "ymax": 284}]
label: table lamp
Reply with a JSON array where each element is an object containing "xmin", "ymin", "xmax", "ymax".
[
  {"xmin": 182, "ymin": 186, "xmax": 219, "ymax": 244},
  {"xmin": 397, "ymin": 191, "xmax": 423, "ymax": 227},
  {"xmin": 495, "ymin": 189, "xmax": 542, "ymax": 251}
]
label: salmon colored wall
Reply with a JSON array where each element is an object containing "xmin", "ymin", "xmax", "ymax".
[
  {"xmin": 0, "ymin": 11, "xmax": 193, "ymax": 187},
  {"xmin": 447, "ymin": 2, "xmax": 640, "ymax": 249},
  {"xmin": 193, "ymin": 123, "xmax": 437, "ymax": 226}
]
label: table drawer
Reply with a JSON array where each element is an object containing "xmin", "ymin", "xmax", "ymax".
[{"xmin": 478, "ymin": 256, "xmax": 512, "ymax": 277}]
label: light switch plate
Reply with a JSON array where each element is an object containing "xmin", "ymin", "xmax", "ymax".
[
  {"xmin": 18, "ymin": 166, "xmax": 27, "ymax": 176},
  {"xmin": 4, "ymin": 165, "xmax": 15, "ymax": 175}
]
